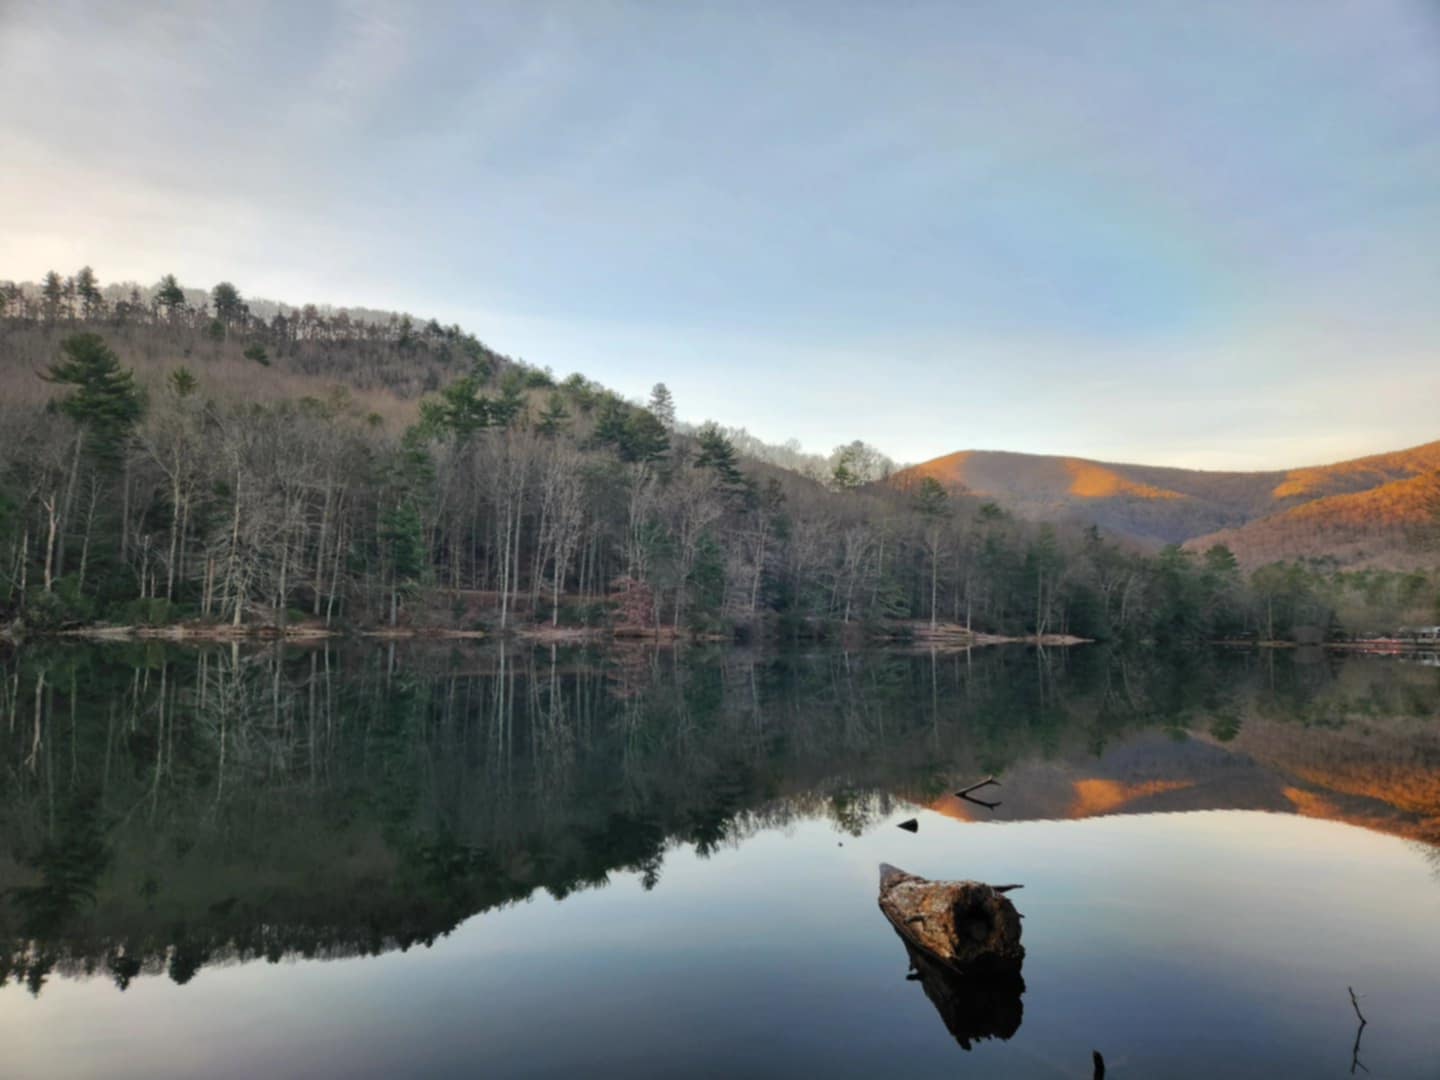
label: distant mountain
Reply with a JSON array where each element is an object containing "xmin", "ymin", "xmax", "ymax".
[{"xmin": 898, "ymin": 442, "xmax": 1440, "ymax": 566}]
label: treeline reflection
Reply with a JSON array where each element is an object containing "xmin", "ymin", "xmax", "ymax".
[{"xmin": 1, "ymin": 642, "xmax": 1437, "ymax": 995}]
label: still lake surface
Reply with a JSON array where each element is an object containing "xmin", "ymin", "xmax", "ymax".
[{"xmin": 2, "ymin": 643, "xmax": 1439, "ymax": 1078}]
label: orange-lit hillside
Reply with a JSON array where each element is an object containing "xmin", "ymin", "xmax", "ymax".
[
  {"xmin": 896, "ymin": 441, "xmax": 1440, "ymax": 562},
  {"xmin": 1186, "ymin": 471, "xmax": 1440, "ymax": 568},
  {"xmin": 1062, "ymin": 460, "xmax": 1184, "ymax": 500},
  {"xmin": 904, "ymin": 450, "xmax": 1186, "ymax": 502},
  {"xmin": 1271, "ymin": 442, "xmax": 1440, "ymax": 500}
]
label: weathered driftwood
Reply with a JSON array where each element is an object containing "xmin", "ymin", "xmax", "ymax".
[
  {"xmin": 879, "ymin": 864, "xmax": 1026, "ymax": 1049},
  {"xmin": 877, "ymin": 863, "xmax": 1024, "ymax": 975}
]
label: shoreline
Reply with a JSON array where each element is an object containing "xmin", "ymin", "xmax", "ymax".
[
  {"xmin": 4, "ymin": 622, "xmax": 1434, "ymax": 652},
  {"xmin": 9, "ymin": 620, "xmax": 1094, "ymax": 648}
]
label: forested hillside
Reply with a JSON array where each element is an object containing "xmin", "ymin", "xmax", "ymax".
[
  {"xmin": 900, "ymin": 441, "xmax": 1440, "ymax": 565},
  {"xmin": 1, "ymin": 268, "xmax": 1436, "ymax": 643},
  {"xmin": 1185, "ymin": 472, "xmax": 1440, "ymax": 570}
]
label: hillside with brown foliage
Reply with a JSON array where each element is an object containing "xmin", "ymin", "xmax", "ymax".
[
  {"xmin": 899, "ymin": 443, "xmax": 1440, "ymax": 565},
  {"xmin": 2, "ymin": 269, "xmax": 1433, "ymax": 642},
  {"xmin": 1185, "ymin": 471, "xmax": 1440, "ymax": 569}
]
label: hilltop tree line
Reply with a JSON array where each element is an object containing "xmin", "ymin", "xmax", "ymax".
[{"xmin": 1, "ymin": 269, "xmax": 1436, "ymax": 642}]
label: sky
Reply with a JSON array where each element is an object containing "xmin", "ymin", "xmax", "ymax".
[{"xmin": 2, "ymin": 0, "xmax": 1438, "ymax": 470}]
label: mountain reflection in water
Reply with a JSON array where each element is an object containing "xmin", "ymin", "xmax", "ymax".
[{"xmin": 1, "ymin": 642, "xmax": 1438, "ymax": 1001}]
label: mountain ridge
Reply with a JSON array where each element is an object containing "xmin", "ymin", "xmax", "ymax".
[{"xmin": 898, "ymin": 440, "xmax": 1440, "ymax": 566}]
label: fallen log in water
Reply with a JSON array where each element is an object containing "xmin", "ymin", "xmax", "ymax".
[
  {"xmin": 878, "ymin": 864, "xmax": 1026, "ymax": 1049},
  {"xmin": 877, "ymin": 863, "xmax": 1025, "ymax": 975}
]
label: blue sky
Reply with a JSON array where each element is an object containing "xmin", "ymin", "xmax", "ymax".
[{"xmin": 3, "ymin": 0, "xmax": 1438, "ymax": 469}]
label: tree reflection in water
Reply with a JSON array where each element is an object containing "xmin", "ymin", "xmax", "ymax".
[{"xmin": 1, "ymin": 642, "xmax": 1438, "ymax": 994}]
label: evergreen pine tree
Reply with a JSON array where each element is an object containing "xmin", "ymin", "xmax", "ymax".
[
  {"xmin": 40, "ymin": 271, "xmax": 65, "ymax": 322},
  {"xmin": 537, "ymin": 393, "xmax": 571, "ymax": 437},
  {"xmin": 694, "ymin": 424, "xmax": 743, "ymax": 487},
  {"xmin": 592, "ymin": 397, "xmax": 629, "ymax": 448},
  {"xmin": 43, "ymin": 333, "xmax": 145, "ymax": 465},
  {"xmin": 211, "ymin": 281, "xmax": 245, "ymax": 325},
  {"xmin": 621, "ymin": 410, "xmax": 669, "ymax": 463},
  {"xmin": 155, "ymin": 274, "xmax": 186, "ymax": 319},
  {"xmin": 74, "ymin": 266, "xmax": 102, "ymax": 319}
]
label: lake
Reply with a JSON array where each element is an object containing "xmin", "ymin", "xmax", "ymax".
[{"xmin": 2, "ymin": 643, "xmax": 1438, "ymax": 1078}]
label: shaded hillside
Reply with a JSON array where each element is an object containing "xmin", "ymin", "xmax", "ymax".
[
  {"xmin": 900, "ymin": 443, "xmax": 1440, "ymax": 562},
  {"xmin": 18, "ymin": 268, "xmax": 1221, "ymax": 646}
]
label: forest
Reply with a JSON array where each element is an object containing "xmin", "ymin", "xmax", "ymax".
[{"xmin": 1, "ymin": 268, "xmax": 1436, "ymax": 644}]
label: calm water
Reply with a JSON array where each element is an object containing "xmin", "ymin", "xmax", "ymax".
[{"xmin": 2, "ymin": 643, "xmax": 1439, "ymax": 1078}]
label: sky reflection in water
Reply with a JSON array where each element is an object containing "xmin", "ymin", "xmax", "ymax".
[{"xmin": 1, "ymin": 645, "xmax": 1438, "ymax": 1078}]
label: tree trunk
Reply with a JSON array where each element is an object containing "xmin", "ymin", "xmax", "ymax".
[
  {"xmin": 41, "ymin": 496, "xmax": 58, "ymax": 593},
  {"xmin": 930, "ymin": 542, "xmax": 939, "ymax": 631},
  {"xmin": 166, "ymin": 473, "xmax": 182, "ymax": 600},
  {"xmin": 498, "ymin": 496, "xmax": 513, "ymax": 632},
  {"xmin": 276, "ymin": 516, "xmax": 291, "ymax": 628},
  {"xmin": 77, "ymin": 483, "xmax": 98, "ymax": 595},
  {"xmin": 328, "ymin": 512, "xmax": 346, "ymax": 625},
  {"xmin": 313, "ymin": 482, "xmax": 333, "ymax": 616},
  {"xmin": 228, "ymin": 471, "xmax": 244, "ymax": 628},
  {"xmin": 750, "ymin": 517, "xmax": 768, "ymax": 615},
  {"xmin": 56, "ymin": 432, "xmax": 84, "ymax": 581},
  {"xmin": 120, "ymin": 455, "xmax": 131, "ymax": 561},
  {"xmin": 17, "ymin": 529, "xmax": 29, "ymax": 605}
]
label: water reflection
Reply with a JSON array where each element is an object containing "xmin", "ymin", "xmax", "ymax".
[
  {"xmin": 900, "ymin": 940, "xmax": 1025, "ymax": 1052},
  {"xmin": 1, "ymin": 642, "xmax": 1438, "ymax": 998}
]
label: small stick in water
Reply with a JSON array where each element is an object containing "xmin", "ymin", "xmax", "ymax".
[
  {"xmin": 956, "ymin": 775, "xmax": 1000, "ymax": 797},
  {"xmin": 956, "ymin": 775, "xmax": 1001, "ymax": 809},
  {"xmin": 1348, "ymin": 986, "xmax": 1368, "ymax": 1075}
]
